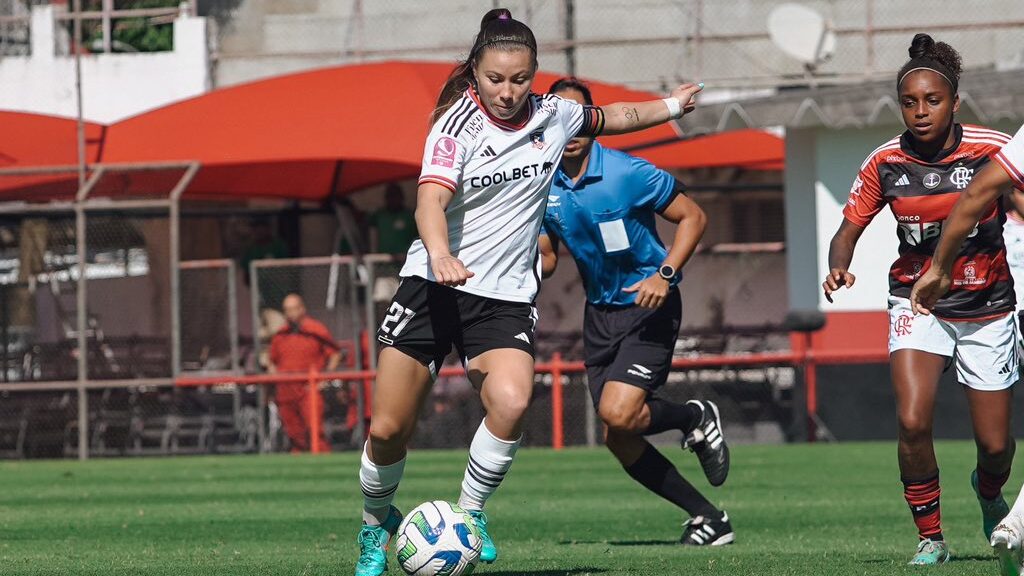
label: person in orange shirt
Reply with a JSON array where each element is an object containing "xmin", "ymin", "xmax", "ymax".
[{"xmin": 269, "ymin": 294, "xmax": 342, "ymax": 452}]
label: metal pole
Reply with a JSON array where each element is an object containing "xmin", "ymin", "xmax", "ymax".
[
  {"xmin": 166, "ymin": 164, "xmax": 198, "ymax": 378},
  {"xmin": 865, "ymin": 0, "xmax": 875, "ymax": 77},
  {"xmin": 250, "ymin": 260, "xmax": 266, "ymax": 452},
  {"xmin": 227, "ymin": 260, "xmax": 240, "ymax": 372},
  {"xmin": 169, "ymin": 197, "xmax": 181, "ymax": 377},
  {"xmin": 350, "ymin": 259, "xmax": 366, "ymax": 444},
  {"xmin": 73, "ymin": 0, "xmax": 89, "ymax": 462},
  {"xmin": 101, "ymin": 0, "xmax": 112, "ymax": 53},
  {"xmin": 564, "ymin": 0, "xmax": 575, "ymax": 76}
]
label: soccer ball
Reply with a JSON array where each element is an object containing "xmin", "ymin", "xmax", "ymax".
[{"xmin": 395, "ymin": 501, "xmax": 483, "ymax": 576}]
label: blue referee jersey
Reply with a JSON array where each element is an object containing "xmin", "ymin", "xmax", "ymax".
[{"xmin": 542, "ymin": 142, "xmax": 681, "ymax": 306}]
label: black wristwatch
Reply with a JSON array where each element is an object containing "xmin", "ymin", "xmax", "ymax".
[{"xmin": 658, "ymin": 264, "xmax": 676, "ymax": 280}]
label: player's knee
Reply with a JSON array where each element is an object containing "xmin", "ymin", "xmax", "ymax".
[
  {"xmin": 368, "ymin": 417, "xmax": 409, "ymax": 447},
  {"xmin": 897, "ymin": 416, "xmax": 932, "ymax": 445},
  {"xmin": 978, "ymin": 436, "xmax": 1013, "ymax": 461},
  {"xmin": 485, "ymin": 384, "xmax": 531, "ymax": 423},
  {"xmin": 598, "ymin": 404, "xmax": 643, "ymax": 433}
]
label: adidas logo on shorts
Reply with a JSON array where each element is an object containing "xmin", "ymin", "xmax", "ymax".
[{"xmin": 515, "ymin": 332, "xmax": 531, "ymax": 344}]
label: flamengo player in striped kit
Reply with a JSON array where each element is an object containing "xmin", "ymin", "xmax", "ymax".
[
  {"xmin": 913, "ymin": 122, "xmax": 1024, "ymax": 576},
  {"xmin": 823, "ymin": 34, "xmax": 1020, "ymax": 567},
  {"xmin": 354, "ymin": 8, "xmax": 704, "ymax": 576}
]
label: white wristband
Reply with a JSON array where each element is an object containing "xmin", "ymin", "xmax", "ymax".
[{"xmin": 662, "ymin": 97, "xmax": 682, "ymax": 119}]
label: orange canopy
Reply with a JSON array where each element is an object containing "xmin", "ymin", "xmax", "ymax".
[
  {"xmin": 629, "ymin": 129, "xmax": 784, "ymax": 171},
  {"xmin": 0, "ymin": 111, "xmax": 105, "ymax": 200},
  {"xmin": 1, "ymin": 61, "xmax": 783, "ymax": 202},
  {"xmin": 100, "ymin": 61, "xmax": 683, "ymax": 200}
]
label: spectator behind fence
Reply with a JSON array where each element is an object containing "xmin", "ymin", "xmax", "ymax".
[
  {"xmin": 369, "ymin": 184, "xmax": 417, "ymax": 255},
  {"xmin": 269, "ymin": 294, "xmax": 342, "ymax": 453}
]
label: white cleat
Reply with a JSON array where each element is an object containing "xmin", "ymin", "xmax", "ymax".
[{"xmin": 991, "ymin": 517, "xmax": 1024, "ymax": 576}]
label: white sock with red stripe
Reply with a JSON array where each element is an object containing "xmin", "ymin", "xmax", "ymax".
[{"xmin": 457, "ymin": 420, "xmax": 520, "ymax": 511}]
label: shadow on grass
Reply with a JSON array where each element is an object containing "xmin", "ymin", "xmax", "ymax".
[
  {"xmin": 481, "ymin": 565, "xmax": 602, "ymax": 569},
  {"xmin": 558, "ymin": 539, "xmax": 678, "ymax": 547},
  {"xmin": 858, "ymin": 553, "xmax": 994, "ymax": 564}
]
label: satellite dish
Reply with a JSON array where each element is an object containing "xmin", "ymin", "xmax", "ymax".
[{"xmin": 767, "ymin": 3, "xmax": 836, "ymax": 68}]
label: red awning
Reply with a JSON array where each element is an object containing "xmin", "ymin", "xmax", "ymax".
[
  {"xmin": 0, "ymin": 61, "xmax": 783, "ymax": 202},
  {"xmin": 629, "ymin": 129, "xmax": 784, "ymax": 171},
  {"xmin": 0, "ymin": 111, "xmax": 105, "ymax": 200},
  {"xmin": 99, "ymin": 61, "xmax": 683, "ymax": 200}
]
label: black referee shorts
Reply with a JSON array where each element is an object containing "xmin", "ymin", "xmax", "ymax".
[
  {"xmin": 584, "ymin": 287, "xmax": 681, "ymax": 408},
  {"xmin": 376, "ymin": 276, "xmax": 537, "ymax": 376}
]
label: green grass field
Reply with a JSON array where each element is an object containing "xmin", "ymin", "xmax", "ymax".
[{"xmin": 0, "ymin": 441, "xmax": 1018, "ymax": 575}]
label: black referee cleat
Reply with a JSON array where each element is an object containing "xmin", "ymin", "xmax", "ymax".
[
  {"xmin": 683, "ymin": 400, "xmax": 730, "ymax": 487},
  {"xmin": 680, "ymin": 511, "xmax": 734, "ymax": 546}
]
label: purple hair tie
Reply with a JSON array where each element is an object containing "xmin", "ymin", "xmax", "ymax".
[{"xmin": 498, "ymin": 13, "xmax": 510, "ymax": 20}]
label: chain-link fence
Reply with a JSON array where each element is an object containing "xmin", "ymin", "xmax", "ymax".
[
  {"xmin": 243, "ymin": 252, "xmax": 800, "ymax": 453},
  {"xmin": 180, "ymin": 259, "xmax": 238, "ymax": 373}
]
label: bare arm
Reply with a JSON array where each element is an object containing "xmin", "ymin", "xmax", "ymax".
[
  {"xmin": 657, "ymin": 192, "xmax": 706, "ymax": 271},
  {"xmin": 622, "ymin": 192, "xmax": 707, "ymax": 310},
  {"xmin": 822, "ymin": 219, "xmax": 866, "ymax": 303},
  {"xmin": 415, "ymin": 182, "xmax": 474, "ymax": 286},
  {"xmin": 325, "ymin": 351, "xmax": 341, "ymax": 372},
  {"xmin": 539, "ymin": 234, "xmax": 558, "ymax": 278},
  {"xmin": 600, "ymin": 83, "xmax": 702, "ymax": 136},
  {"xmin": 911, "ymin": 161, "xmax": 1014, "ymax": 314},
  {"xmin": 931, "ymin": 162, "xmax": 1010, "ymax": 273}
]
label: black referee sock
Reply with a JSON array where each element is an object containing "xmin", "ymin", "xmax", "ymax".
[
  {"xmin": 624, "ymin": 443, "xmax": 718, "ymax": 518},
  {"xmin": 645, "ymin": 398, "xmax": 701, "ymax": 435}
]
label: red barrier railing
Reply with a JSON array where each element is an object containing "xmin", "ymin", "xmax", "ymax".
[{"xmin": 175, "ymin": 344, "xmax": 888, "ymax": 450}]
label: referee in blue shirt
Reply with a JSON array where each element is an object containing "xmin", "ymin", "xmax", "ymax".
[{"xmin": 540, "ymin": 78, "xmax": 733, "ymax": 546}]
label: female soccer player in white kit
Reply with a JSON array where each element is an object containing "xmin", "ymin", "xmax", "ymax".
[
  {"xmin": 354, "ymin": 8, "xmax": 704, "ymax": 576},
  {"xmin": 913, "ymin": 123, "xmax": 1024, "ymax": 576}
]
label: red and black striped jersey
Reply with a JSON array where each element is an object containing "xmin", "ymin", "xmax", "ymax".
[{"xmin": 843, "ymin": 124, "xmax": 1018, "ymax": 321}]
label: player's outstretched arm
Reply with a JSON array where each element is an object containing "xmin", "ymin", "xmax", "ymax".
[
  {"xmin": 416, "ymin": 182, "xmax": 474, "ymax": 287},
  {"xmin": 822, "ymin": 219, "xmax": 864, "ymax": 304},
  {"xmin": 911, "ymin": 162, "xmax": 1013, "ymax": 314},
  {"xmin": 600, "ymin": 83, "xmax": 703, "ymax": 135}
]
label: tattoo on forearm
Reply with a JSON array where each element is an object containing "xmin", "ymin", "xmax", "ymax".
[{"xmin": 623, "ymin": 106, "xmax": 640, "ymax": 125}]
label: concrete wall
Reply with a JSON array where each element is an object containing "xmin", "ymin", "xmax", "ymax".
[
  {"xmin": 0, "ymin": 5, "xmax": 209, "ymax": 123},
  {"xmin": 212, "ymin": 0, "xmax": 1024, "ymax": 91}
]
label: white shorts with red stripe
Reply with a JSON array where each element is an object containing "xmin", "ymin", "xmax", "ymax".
[{"xmin": 887, "ymin": 296, "xmax": 1019, "ymax": 390}]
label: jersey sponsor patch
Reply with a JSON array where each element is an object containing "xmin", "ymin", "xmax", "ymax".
[{"xmin": 431, "ymin": 136, "xmax": 458, "ymax": 167}]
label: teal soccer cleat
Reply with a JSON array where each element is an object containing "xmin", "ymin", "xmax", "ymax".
[
  {"xmin": 973, "ymin": 469, "xmax": 1011, "ymax": 541},
  {"xmin": 355, "ymin": 506, "xmax": 403, "ymax": 576},
  {"xmin": 468, "ymin": 509, "xmax": 497, "ymax": 563},
  {"xmin": 908, "ymin": 539, "xmax": 950, "ymax": 566}
]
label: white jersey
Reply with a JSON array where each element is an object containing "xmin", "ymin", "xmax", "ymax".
[
  {"xmin": 1003, "ymin": 212, "xmax": 1024, "ymax": 310},
  {"xmin": 401, "ymin": 90, "xmax": 603, "ymax": 303},
  {"xmin": 995, "ymin": 124, "xmax": 1024, "ymax": 310}
]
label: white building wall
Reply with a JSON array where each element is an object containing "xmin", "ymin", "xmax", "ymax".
[{"xmin": 0, "ymin": 5, "xmax": 209, "ymax": 123}]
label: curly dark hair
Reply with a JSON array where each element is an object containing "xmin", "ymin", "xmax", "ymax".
[{"xmin": 897, "ymin": 33, "xmax": 962, "ymax": 92}]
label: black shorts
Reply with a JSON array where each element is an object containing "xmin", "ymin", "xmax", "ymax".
[
  {"xmin": 584, "ymin": 287, "xmax": 681, "ymax": 408},
  {"xmin": 376, "ymin": 276, "xmax": 537, "ymax": 376}
]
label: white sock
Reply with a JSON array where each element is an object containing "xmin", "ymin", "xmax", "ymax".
[
  {"xmin": 360, "ymin": 442, "xmax": 406, "ymax": 525},
  {"xmin": 458, "ymin": 419, "xmax": 521, "ymax": 511}
]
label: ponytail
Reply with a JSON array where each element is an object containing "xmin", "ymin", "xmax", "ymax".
[{"xmin": 430, "ymin": 8, "xmax": 538, "ymax": 125}]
